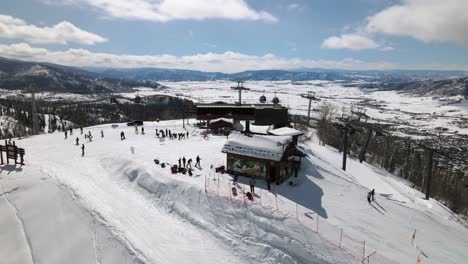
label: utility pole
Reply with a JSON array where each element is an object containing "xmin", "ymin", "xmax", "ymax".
[
  {"xmin": 31, "ymin": 92, "xmax": 39, "ymax": 135},
  {"xmin": 231, "ymin": 81, "xmax": 250, "ymax": 106},
  {"xmin": 300, "ymin": 91, "xmax": 320, "ymax": 126}
]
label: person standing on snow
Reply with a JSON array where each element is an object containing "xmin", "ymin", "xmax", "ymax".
[
  {"xmin": 64, "ymin": 130, "xmax": 68, "ymax": 139},
  {"xmin": 249, "ymin": 177, "xmax": 256, "ymax": 194},
  {"xmin": 187, "ymin": 158, "xmax": 192, "ymax": 169},
  {"xmin": 101, "ymin": 130, "xmax": 104, "ymax": 138},
  {"xmin": 141, "ymin": 127, "xmax": 145, "ymax": 135},
  {"xmin": 367, "ymin": 192, "xmax": 372, "ymax": 203},
  {"xmin": 370, "ymin": 189, "xmax": 375, "ymax": 201},
  {"xmin": 120, "ymin": 131, "xmax": 126, "ymax": 140},
  {"xmin": 178, "ymin": 158, "xmax": 182, "ymax": 168},
  {"xmin": 182, "ymin": 157, "xmax": 186, "ymax": 168},
  {"xmin": 76, "ymin": 137, "xmax": 79, "ymax": 145},
  {"xmin": 80, "ymin": 126, "xmax": 83, "ymax": 135},
  {"xmin": 195, "ymin": 155, "xmax": 201, "ymax": 168},
  {"xmin": 81, "ymin": 144, "xmax": 85, "ymax": 156}
]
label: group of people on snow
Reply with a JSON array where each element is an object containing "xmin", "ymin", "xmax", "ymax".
[
  {"xmin": 156, "ymin": 128, "xmax": 190, "ymax": 140},
  {"xmin": 177, "ymin": 155, "xmax": 201, "ymax": 170}
]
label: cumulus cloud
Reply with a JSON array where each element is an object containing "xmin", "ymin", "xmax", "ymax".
[
  {"xmin": 0, "ymin": 43, "xmax": 403, "ymax": 73},
  {"xmin": 49, "ymin": 0, "xmax": 277, "ymax": 22},
  {"xmin": 366, "ymin": 0, "xmax": 468, "ymax": 44},
  {"xmin": 321, "ymin": 34, "xmax": 380, "ymax": 50},
  {"xmin": 0, "ymin": 14, "xmax": 107, "ymax": 45}
]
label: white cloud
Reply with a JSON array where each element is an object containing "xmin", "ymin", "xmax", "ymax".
[
  {"xmin": 287, "ymin": 3, "xmax": 304, "ymax": 11},
  {"xmin": 51, "ymin": 0, "xmax": 277, "ymax": 22},
  {"xmin": 0, "ymin": 14, "xmax": 107, "ymax": 45},
  {"xmin": 0, "ymin": 43, "xmax": 405, "ymax": 73},
  {"xmin": 321, "ymin": 34, "xmax": 380, "ymax": 50},
  {"xmin": 366, "ymin": 0, "xmax": 468, "ymax": 44}
]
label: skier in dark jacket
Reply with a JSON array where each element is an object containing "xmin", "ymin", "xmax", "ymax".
[
  {"xmin": 69, "ymin": 127, "xmax": 73, "ymax": 135},
  {"xmin": 120, "ymin": 131, "xmax": 126, "ymax": 140},
  {"xmin": 182, "ymin": 157, "xmax": 186, "ymax": 167},
  {"xmin": 370, "ymin": 189, "xmax": 375, "ymax": 201},
  {"xmin": 187, "ymin": 158, "xmax": 192, "ymax": 168},
  {"xmin": 186, "ymin": 131, "xmax": 189, "ymax": 138},
  {"xmin": 367, "ymin": 192, "xmax": 372, "ymax": 203},
  {"xmin": 141, "ymin": 127, "xmax": 145, "ymax": 134},
  {"xmin": 249, "ymin": 177, "xmax": 256, "ymax": 194},
  {"xmin": 64, "ymin": 130, "xmax": 68, "ymax": 139},
  {"xmin": 80, "ymin": 126, "xmax": 83, "ymax": 134},
  {"xmin": 178, "ymin": 158, "xmax": 182, "ymax": 168},
  {"xmin": 101, "ymin": 130, "xmax": 104, "ymax": 138},
  {"xmin": 76, "ymin": 137, "xmax": 79, "ymax": 145},
  {"xmin": 195, "ymin": 155, "xmax": 201, "ymax": 167},
  {"xmin": 81, "ymin": 144, "xmax": 85, "ymax": 156}
]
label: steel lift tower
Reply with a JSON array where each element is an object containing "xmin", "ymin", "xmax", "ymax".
[
  {"xmin": 231, "ymin": 81, "xmax": 250, "ymax": 105},
  {"xmin": 300, "ymin": 91, "xmax": 320, "ymax": 125}
]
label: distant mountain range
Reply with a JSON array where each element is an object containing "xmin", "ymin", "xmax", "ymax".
[
  {"xmin": 0, "ymin": 57, "xmax": 160, "ymax": 94},
  {"xmin": 84, "ymin": 67, "xmax": 468, "ymax": 82},
  {"xmin": 1, "ymin": 57, "xmax": 467, "ymax": 96}
]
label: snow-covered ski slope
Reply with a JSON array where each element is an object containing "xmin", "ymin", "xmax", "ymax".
[{"xmin": 2, "ymin": 120, "xmax": 468, "ymax": 263}]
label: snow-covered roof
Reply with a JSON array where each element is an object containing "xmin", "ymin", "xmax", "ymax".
[
  {"xmin": 210, "ymin": 118, "xmax": 233, "ymax": 124},
  {"xmin": 222, "ymin": 131, "xmax": 292, "ymax": 161},
  {"xmin": 268, "ymin": 127, "xmax": 304, "ymax": 137},
  {"xmin": 249, "ymin": 124, "xmax": 272, "ymax": 135}
]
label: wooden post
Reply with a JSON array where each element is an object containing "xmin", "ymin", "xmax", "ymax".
[
  {"xmin": 316, "ymin": 214, "xmax": 319, "ymax": 233},
  {"xmin": 339, "ymin": 228, "xmax": 343, "ymax": 248},
  {"xmin": 425, "ymin": 148, "xmax": 433, "ymax": 200},
  {"xmin": 362, "ymin": 241, "xmax": 366, "ymax": 261},
  {"xmin": 295, "ymin": 203, "xmax": 299, "ymax": 221}
]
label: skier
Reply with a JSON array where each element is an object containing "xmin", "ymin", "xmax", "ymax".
[
  {"xmin": 80, "ymin": 126, "xmax": 83, "ymax": 134},
  {"xmin": 88, "ymin": 131, "xmax": 93, "ymax": 142},
  {"xmin": 64, "ymin": 130, "xmax": 68, "ymax": 139},
  {"xmin": 81, "ymin": 144, "xmax": 85, "ymax": 156},
  {"xmin": 135, "ymin": 125, "xmax": 139, "ymax": 134},
  {"xmin": 178, "ymin": 158, "xmax": 182, "ymax": 168},
  {"xmin": 69, "ymin": 127, "xmax": 73, "ymax": 135},
  {"xmin": 120, "ymin": 131, "xmax": 126, "ymax": 140},
  {"xmin": 367, "ymin": 192, "xmax": 372, "ymax": 203},
  {"xmin": 101, "ymin": 130, "xmax": 104, "ymax": 138},
  {"xmin": 186, "ymin": 131, "xmax": 189, "ymax": 138},
  {"xmin": 76, "ymin": 137, "xmax": 79, "ymax": 145},
  {"xmin": 195, "ymin": 155, "xmax": 201, "ymax": 168},
  {"xmin": 141, "ymin": 127, "xmax": 145, "ymax": 135},
  {"xmin": 182, "ymin": 157, "xmax": 186, "ymax": 168},
  {"xmin": 187, "ymin": 158, "xmax": 192, "ymax": 169},
  {"xmin": 370, "ymin": 189, "xmax": 375, "ymax": 201},
  {"xmin": 249, "ymin": 177, "xmax": 256, "ymax": 194}
]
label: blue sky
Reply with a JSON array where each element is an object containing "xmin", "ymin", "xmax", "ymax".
[{"xmin": 0, "ymin": 0, "xmax": 467, "ymax": 72}]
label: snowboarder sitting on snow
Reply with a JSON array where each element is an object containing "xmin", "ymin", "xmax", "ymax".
[{"xmin": 120, "ymin": 131, "xmax": 126, "ymax": 140}]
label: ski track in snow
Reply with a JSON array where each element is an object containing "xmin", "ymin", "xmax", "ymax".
[{"xmin": 0, "ymin": 182, "xmax": 36, "ymax": 264}]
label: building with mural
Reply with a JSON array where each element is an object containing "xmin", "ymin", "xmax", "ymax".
[{"xmin": 222, "ymin": 131, "xmax": 304, "ymax": 189}]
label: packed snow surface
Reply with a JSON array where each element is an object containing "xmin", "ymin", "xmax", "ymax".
[{"xmin": 1, "ymin": 120, "xmax": 467, "ymax": 264}]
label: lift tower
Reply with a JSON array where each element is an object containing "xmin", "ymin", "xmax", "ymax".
[
  {"xmin": 231, "ymin": 81, "xmax": 250, "ymax": 106},
  {"xmin": 300, "ymin": 91, "xmax": 320, "ymax": 125}
]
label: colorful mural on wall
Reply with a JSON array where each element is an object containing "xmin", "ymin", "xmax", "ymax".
[{"xmin": 227, "ymin": 155, "xmax": 267, "ymax": 178}]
